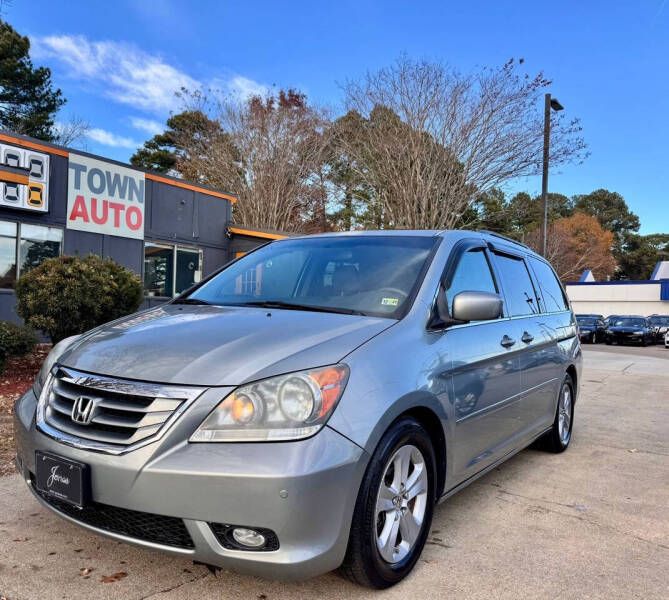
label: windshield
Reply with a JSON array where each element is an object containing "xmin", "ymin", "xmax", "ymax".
[
  {"xmin": 612, "ymin": 318, "xmax": 646, "ymax": 328},
  {"xmin": 649, "ymin": 316, "xmax": 669, "ymax": 326},
  {"xmin": 577, "ymin": 318, "xmax": 598, "ymax": 326},
  {"xmin": 186, "ymin": 236, "xmax": 438, "ymax": 318}
]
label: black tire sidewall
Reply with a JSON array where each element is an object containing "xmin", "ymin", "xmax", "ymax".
[
  {"xmin": 357, "ymin": 418, "xmax": 436, "ymax": 587},
  {"xmin": 553, "ymin": 375, "xmax": 575, "ymax": 450}
]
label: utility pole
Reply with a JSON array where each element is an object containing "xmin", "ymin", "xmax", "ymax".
[{"xmin": 541, "ymin": 93, "xmax": 563, "ymax": 257}]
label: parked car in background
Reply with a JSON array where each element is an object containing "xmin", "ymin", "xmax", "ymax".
[
  {"xmin": 603, "ymin": 315, "xmax": 621, "ymax": 328},
  {"xmin": 576, "ymin": 313, "xmax": 604, "ymax": 321},
  {"xmin": 648, "ymin": 315, "xmax": 669, "ymax": 344},
  {"xmin": 14, "ymin": 230, "xmax": 581, "ymax": 588},
  {"xmin": 576, "ymin": 316, "xmax": 606, "ymax": 343},
  {"xmin": 604, "ymin": 316, "xmax": 652, "ymax": 346}
]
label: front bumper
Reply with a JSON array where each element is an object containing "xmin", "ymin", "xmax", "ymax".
[
  {"xmin": 14, "ymin": 387, "xmax": 368, "ymax": 580},
  {"xmin": 606, "ymin": 332, "xmax": 644, "ymax": 344}
]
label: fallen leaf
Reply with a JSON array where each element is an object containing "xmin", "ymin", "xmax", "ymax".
[
  {"xmin": 423, "ymin": 559, "xmax": 438, "ymax": 564},
  {"xmin": 12, "ymin": 536, "xmax": 28, "ymax": 542},
  {"xmin": 628, "ymin": 448, "xmax": 638, "ymax": 453},
  {"xmin": 80, "ymin": 567, "xmax": 93, "ymax": 576},
  {"xmin": 100, "ymin": 571, "xmax": 127, "ymax": 583}
]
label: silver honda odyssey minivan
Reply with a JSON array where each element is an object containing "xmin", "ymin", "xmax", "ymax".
[{"xmin": 14, "ymin": 230, "xmax": 581, "ymax": 588}]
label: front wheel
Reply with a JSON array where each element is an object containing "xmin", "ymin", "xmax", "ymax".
[{"xmin": 340, "ymin": 416, "xmax": 436, "ymax": 589}]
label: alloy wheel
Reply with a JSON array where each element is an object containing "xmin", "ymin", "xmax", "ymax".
[
  {"xmin": 374, "ymin": 444, "xmax": 428, "ymax": 564},
  {"xmin": 558, "ymin": 385, "xmax": 572, "ymax": 445}
]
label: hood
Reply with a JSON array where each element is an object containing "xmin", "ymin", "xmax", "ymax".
[{"xmin": 61, "ymin": 305, "xmax": 394, "ymax": 386}]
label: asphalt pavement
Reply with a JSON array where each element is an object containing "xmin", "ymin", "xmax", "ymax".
[{"xmin": 1, "ymin": 345, "xmax": 667, "ymax": 599}]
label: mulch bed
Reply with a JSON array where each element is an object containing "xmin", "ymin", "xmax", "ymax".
[{"xmin": 0, "ymin": 344, "xmax": 50, "ymax": 476}]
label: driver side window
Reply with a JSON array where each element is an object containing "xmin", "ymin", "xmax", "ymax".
[{"xmin": 445, "ymin": 248, "xmax": 498, "ymax": 315}]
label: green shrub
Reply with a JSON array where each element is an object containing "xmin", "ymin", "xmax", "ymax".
[
  {"xmin": 0, "ymin": 321, "xmax": 38, "ymax": 356},
  {"xmin": 15, "ymin": 254, "xmax": 143, "ymax": 343},
  {"xmin": 0, "ymin": 321, "xmax": 38, "ymax": 373}
]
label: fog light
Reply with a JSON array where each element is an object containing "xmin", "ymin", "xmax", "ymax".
[{"xmin": 232, "ymin": 527, "xmax": 266, "ymax": 548}]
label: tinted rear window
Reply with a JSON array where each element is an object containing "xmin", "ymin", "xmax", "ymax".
[
  {"xmin": 528, "ymin": 257, "xmax": 569, "ymax": 313},
  {"xmin": 492, "ymin": 253, "xmax": 539, "ymax": 317}
]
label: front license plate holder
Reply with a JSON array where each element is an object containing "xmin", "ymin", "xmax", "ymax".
[{"xmin": 34, "ymin": 451, "xmax": 90, "ymax": 508}]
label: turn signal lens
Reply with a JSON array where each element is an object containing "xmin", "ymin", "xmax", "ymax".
[
  {"xmin": 308, "ymin": 366, "xmax": 348, "ymax": 418},
  {"xmin": 190, "ymin": 364, "xmax": 350, "ymax": 442}
]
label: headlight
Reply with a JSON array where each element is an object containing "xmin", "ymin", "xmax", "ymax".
[
  {"xmin": 32, "ymin": 335, "xmax": 81, "ymax": 399},
  {"xmin": 633, "ymin": 330, "xmax": 644, "ymax": 335},
  {"xmin": 190, "ymin": 364, "xmax": 350, "ymax": 442}
]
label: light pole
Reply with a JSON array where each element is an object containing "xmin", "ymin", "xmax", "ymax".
[{"xmin": 541, "ymin": 93, "xmax": 564, "ymax": 256}]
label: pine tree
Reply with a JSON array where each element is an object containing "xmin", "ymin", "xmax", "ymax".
[{"xmin": 0, "ymin": 19, "xmax": 65, "ymax": 140}]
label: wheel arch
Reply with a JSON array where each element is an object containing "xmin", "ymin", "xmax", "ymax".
[{"xmin": 401, "ymin": 406, "xmax": 447, "ymax": 499}]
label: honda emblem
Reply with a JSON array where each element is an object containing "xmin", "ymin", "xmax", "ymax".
[{"xmin": 71, "ymin": 396, "xmax": 95, "ymax": 425}]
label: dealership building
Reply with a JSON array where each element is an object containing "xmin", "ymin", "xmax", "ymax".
[
  {"xmin": 0, "ymin": 131, "xmax": 284, "ymax": 324},
  {"xmin": 565, "ymin": 264, "xmax": 669, "ymax": 317}
]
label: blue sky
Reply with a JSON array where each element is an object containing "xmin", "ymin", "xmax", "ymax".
[{"xmin": 6, "ymin": 0, "xmax": 669, "ymax": 234}]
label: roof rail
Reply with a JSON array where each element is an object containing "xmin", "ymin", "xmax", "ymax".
[{"xmin": 478, "ymin": 230, "xmax": 531, "ymax": 250}]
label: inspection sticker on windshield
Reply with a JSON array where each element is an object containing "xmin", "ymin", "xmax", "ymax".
[{"xmin": 381, "ymin": 297, "xmax": 399, "ymax": 306}]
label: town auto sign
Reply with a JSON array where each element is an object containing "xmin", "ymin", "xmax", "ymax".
[{"xmin": 67, "ymin": 154, "xmax": 145, "ymax": 239}]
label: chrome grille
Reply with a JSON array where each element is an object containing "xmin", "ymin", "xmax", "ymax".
[{"xmin": 38, "ymin": 366, "xmax": 205, "ymax": 454}]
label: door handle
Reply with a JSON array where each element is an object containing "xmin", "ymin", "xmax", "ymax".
[
  {"xmin": 521, "ymin": 331, "xmax": 534, "ymax": 344},
  {"xmin": 500, "ymin": 335, "xmax": 516, "ymax": 348}
]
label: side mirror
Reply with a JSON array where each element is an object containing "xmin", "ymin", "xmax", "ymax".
[{"xmin": 452, "ymin": 291, "xmax": 503, "ymax": 322}]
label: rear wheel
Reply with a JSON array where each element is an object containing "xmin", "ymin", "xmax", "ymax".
[
  {"xmin": 541, "ymin": 374, "xmax": 574, "ymax": 453},
  {"xmin": 340, "ymin": 416, "xmax": 436, "ymax": 589}
]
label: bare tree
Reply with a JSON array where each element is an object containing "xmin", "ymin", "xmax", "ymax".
[
  {"xmin": 337, "ymin": 56, "xmax": 588, "ymax": 230},
  {"xmin": 174, "ymin": 88, "xmax": 330, "ymax": 232},
  {"xmin": 221, "ymin": 90, "xmax": 330, "ymax": 232},
  {"xmin": 54, "ymin": 114, "xmax": 90, "ymax": 148}
]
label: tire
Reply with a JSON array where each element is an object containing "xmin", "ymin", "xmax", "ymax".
[
  {"xmin": 339, "ymin": 416, "xmax": 436, "ymax": 589},
  {"xmin": 540, "ymin": 374, "xmax": 575, "ymax": 453}
]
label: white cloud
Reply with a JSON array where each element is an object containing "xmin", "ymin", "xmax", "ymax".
[
  {"xmin": 32, "ymin": 35, "xmax": 200, "ymax": 113},
  {"xmin": 87, "ymin": 128, "xmax": 139, "ymax": 149},
  {"xmin": 130, "ymin": 117, "xmax": 164, "ymax": 136},
  {"xmin": 226, "ymin": 76, "xmax": 269, "ymax": 100},
  {"xmin": 32, "ymin": 34, "xmax": 270, "ymax": 115}
]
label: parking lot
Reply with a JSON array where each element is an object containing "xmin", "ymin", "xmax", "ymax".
[{"xmin": 1, "ymin": 344, "xmax": 667, "ymax": 600}]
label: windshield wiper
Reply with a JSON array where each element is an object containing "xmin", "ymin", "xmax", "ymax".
[
  {"xmin": 172, "ymin": 297, "xmax": 212, "ymax": 305},
  {"xmin": 237, "ymin": 300, "xmax": 366, "ymax": 316}
]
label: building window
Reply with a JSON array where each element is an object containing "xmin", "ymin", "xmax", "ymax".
[
  {"xmin": 143, "ymin": 242, "xmax": 202, "ymax": 297},
  {"xmin": 0, "ymin": 221, "xmax": 17, "ymax": 289},
  {"xmin": 19, "ymin": 224, "xmax": 63, "ymax": 275},
  {"xmin": 0, "ymin": 220, "xmax": 63, "ymax": 289}
]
